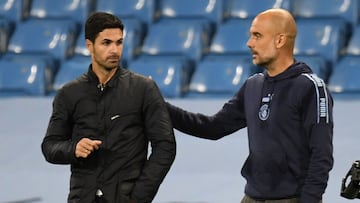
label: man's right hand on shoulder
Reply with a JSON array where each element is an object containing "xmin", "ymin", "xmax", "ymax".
[{"xmin": 75, "ymin": 138, "xmax": 102, "ymax": 158}]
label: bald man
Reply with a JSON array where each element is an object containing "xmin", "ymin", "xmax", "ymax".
[{"xmin": 166, "ymin": 8, "xmax": 333, "ymax": 203}]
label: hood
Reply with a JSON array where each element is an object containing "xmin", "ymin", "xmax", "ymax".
[{"xmin": 264, "ymin": 60, "xmax": 313, "ymax": 82}]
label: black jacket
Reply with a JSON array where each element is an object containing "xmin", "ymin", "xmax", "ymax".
[
  {"xmin": 42, "ymin": 66, "xmax": 176, "ymax": 203},
  {"xmin": 167, "ymin": 61, "xmax": 333, "ymax": 203}
]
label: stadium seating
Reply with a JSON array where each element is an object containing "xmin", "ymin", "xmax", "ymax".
[
  {"xmin": 186, "ymin": 56, "xmax": 260, "ymax": 98},
  {"xmin": 0, "ymin": 0, "xmax": 30, "ymax": 23},
  {"xmin": 74, "ymin": 27, "xmax": 88, "ymax": 56},
  {"xmin": 328, "ymin": 55, "xmax": 360, "ymax": 93},
  {"xmin": 293, "ymin": 0, "xmax": 360, "ymax": 33},
  {"xmin": 224, "ymin": 0, "xmax": 292, "ymax": 19},
  {"xmin": 121, "ymin": 18, "xmax": 145, "ymax": 64},
  {"xmin": 294, "ymin": 18, "xmax": 348, "ymax": 67},
  {"xmin": 52, "ymin": 56, "xmax": 90, "ymax": 92},
  {"xmin": 345, "ymin": 24, "xmax": 360, "ymax": 55},
  {"xmin": 128, "ymin": 56, "xmax": 194, "ymax": 98},
  {"xmin": 0, "ymin": 17, "xmax": 10, "ymax": 54},
  {"xmin": 0, "ymin": 0, "xmax": 358, "ymax": 98},
  {"xmin": 1, "ymin": 52, "xmax": 57, "ymax": 73},
  {"xmin": 140, "ymin": 19, "xmax": 210, "ymax": 63},
  {"xmin": 208, "ymin": 18, "xmax": 252, "ymax": 56},
  {"xmin": 7, "ymin": 18, "xmax": 79, "ymax": 61},
  {"xmin": 95, "ymin": 0, "xmax": 156, "ymax": 29},
  {"xmin": 158, "ymin": 0, "xmax": 224, "ymax": 34},
  {"xmin": 29, "ymin": 0, "xmax": 94, "ymax": 25},
  {"xmin": 0, "ymin": 58, "xmax": 51, "ymax": 96},
  {"xmin": 295, "ymin": 55, "xmax": 329, "ymax": 82}
]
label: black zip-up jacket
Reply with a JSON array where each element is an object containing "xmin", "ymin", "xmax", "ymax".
[
  {"xmin": 42, "ymin": 66, "xmax": 176, "ymax": 203},
  {"xmin": 167, "ymin": 61, "xmax": 333, "ymax": 203}
]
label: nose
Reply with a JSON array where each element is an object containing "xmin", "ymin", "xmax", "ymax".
[
  {"xmin": 246, "ymin": 37, "xmax": 253, "ymax": 49},
  {"xmin": 110, "ymin": 43, "xmax": 118, "ymax": 52},
  {"xmin": 109, "ymin": 43, "xmax": 122, "ymax": 56}
]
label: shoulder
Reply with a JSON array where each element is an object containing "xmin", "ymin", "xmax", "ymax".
[
  {"xmin": 248, "ymin": 72, "xmax": 265, "ymax": 80},
  {"xmin": 298, "ymin": 73, "xmax": 329, "ymax": 93},
  {"xmin": 118, "ymin": 69, "xmax": 160, "ymax": 96},
  {"xmin": 244, "ymin": 72, "xmax": 265, "ymax": 88},
  {"xmin": 60, "ymin": 74, "xmax": 88, "ymax": 91},
  {"xmin": 120, "ymin": 68, "xmax": 154, "ymax": 83},
  {"xmin": 124, "ymin": 69, "xmax": 158, "ymax": 89}
]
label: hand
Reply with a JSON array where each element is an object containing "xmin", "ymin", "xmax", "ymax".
[{"xmin": 75, "ymin": 138, "xmax": 102, "ymax": 158}]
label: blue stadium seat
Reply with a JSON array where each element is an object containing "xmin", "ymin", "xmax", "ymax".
[
  {"xmin": 158, "ymin": 0, "xmax": 224, "ymax": 33},
  {"xmin": 293, "ymin": 0, "xmax": 360, "ymax": 32},
  {"xmin": 74, "ymin": 26, "xmax": 88, "ymax": 56},
  {"xmin": 121, "ymin": 18, "xmax": 144, "ymax": 64},
  {"xmin": 186, "ymin": 56, "xmax": 260, "ymax": 98},
  {"xmin": 328, "ymin": 55, "xmax": 360, "ymax": 93},
  {"xmin": 2, "ymin": 53, "xmax": 57, "ymax": 75},
  {"xmin": 224, "ymin": 0, "xmax": 292, "ymax": 19},
  {"xmin": 141, "ymin": 19, "xmax": 210, "ymax": 63},
  {"xmin": 294, "ymin": 18, "xmax": 348, "ymax": 67},
  {"xmin": 29, "ymin": 0, "xmax": 94, "ymax": 25},
  {"xmin": 7, "ymin": 18, "xmax": 79, "ymax": 61},
  {"xmin": 0, "ymin": 0, "xmax": 30, "ymax": 23},
  {"xmin": 128, "ymin": 56, "xmax": 194, "ymax": 98},
  {"xmin": 346, "ymin": 24, "xmax": 360, "ymax": 55},
  {"xmin": 0, "ymin": 18, "xmax": 11, "ymax": 54},
  {"xmin": 209, "ymin": 18, "xmax": 252, "ymax": 56},
  {"xmin": 95, "ymin": 0, "xmax": 156, "ymax": 29},
  {"xmin": 295, "ymin": 55, "xmax": 329, "ymax": 82},
  {"xmin": 53, "ymin": 56, "xmax": 90, "ymax": 92},
  {"xmin": 0, "ymin": 59, "xmax": 51, "ymax": 96}
]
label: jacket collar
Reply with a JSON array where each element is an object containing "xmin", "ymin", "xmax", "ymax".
[{"xmin": 86, "ymin": 64, "xmax": 128, "ymax": 88}]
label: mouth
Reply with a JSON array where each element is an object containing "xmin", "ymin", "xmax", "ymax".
[
  {"xmin": 108, "ymin": 57, "xmax": 120, "ymax": 63},
  {"xmin": 251, "ymin": 53, "xmax": 258, "ymax": 59}
]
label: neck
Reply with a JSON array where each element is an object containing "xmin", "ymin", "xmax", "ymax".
[
  {"xmin": 266, "ymin": 56, "xmax": 294, "ymax": 77},
  {"xmin": 92, "ymin": 65, "xmax": 117, "ymax": 84}
]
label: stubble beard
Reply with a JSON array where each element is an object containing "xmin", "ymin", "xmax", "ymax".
[{"xmin": 94, "ymin": 56, "xmax": 119, "ymax": 72}]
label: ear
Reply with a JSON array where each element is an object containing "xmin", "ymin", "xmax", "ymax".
[
  {"xmin": 276, "ymin": 34, "xmax": 287, "ymax": 48},
  {"xmin": 86, "ymin": 39, "xmax": 93, "ymax": 54}
]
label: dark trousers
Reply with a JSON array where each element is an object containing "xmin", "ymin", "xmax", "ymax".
[{"xmin": 241, "ymin": 195, "xmax": 323, "ymax": 203}]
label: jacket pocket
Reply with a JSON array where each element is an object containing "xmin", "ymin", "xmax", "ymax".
[{"xmin": 241, "ymin": 150, "xmax": 297, "ymax": 193}]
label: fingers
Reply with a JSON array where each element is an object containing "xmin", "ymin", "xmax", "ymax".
[
  {"xmin": 92, "ymin": 140, "xmax": 102, "ymax": 150},
  {"xmin": 75, "ymin": 138, "xmax": 102, "ymax": 158}
]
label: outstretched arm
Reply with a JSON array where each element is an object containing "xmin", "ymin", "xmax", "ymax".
[{"xmin": 166, "ymin": 90, "xmax": 247, "ymax": 140}]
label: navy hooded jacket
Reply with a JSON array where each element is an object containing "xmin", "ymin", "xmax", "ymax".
[{"xmin": 167, "ymin": 61, "xmax": 333, "ymax": 203}]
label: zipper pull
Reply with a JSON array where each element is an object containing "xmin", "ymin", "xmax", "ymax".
[{"xmin": 97, "ymin": 83, "xmax": 106, "ymax": 91}]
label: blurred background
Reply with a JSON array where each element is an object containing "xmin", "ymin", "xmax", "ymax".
[{"xmin": 0, "ymin": 0, "xmax": 360, "ymax": 202}]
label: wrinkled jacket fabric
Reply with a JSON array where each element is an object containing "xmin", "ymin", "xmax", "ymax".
[
  {"xmin": 167, "ymin": 61, "xmax": 333, "ymax": 203},
  {"xmin": 42, "ymin": 66, "xmax": 176, "ymax": 203}
]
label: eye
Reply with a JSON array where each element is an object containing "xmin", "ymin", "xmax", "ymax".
[
  {"xmin": 254, "ymin": 33, "xmax": 261, "ymax": 39},
  {"xmin": 116, "ymin": 40, "xmax": 123, "ymax": 46},
  {"xmin": 102, "ymin": 40, "xmax": 111, "ymax": 46}
]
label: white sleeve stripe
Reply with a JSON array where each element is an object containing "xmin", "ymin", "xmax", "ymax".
[{"xmin": 302, "ymin": 73, "xmax": 330, "ymax": 124}]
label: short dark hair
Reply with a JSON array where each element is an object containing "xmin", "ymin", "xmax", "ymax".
[{"xmin": 85, "ymin": 12, "xmax": 124, "ymax": 43}]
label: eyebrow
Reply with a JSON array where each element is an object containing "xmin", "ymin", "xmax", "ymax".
[
  {"xmin": 250, "ymin": 31, "xmax": 262, "ymax": 36},
  {"xmin": 101, "ymin": 37, "xmax": 123, "ymax": 42}
]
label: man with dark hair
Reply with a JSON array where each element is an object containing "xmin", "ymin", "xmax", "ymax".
[
  {"xmin": 166, "ymin": 9, "xmax": 333, "ymax": 203},
  {"xmin": 42, "ymin": 12, "xmax": 176, "ymax": 203}
]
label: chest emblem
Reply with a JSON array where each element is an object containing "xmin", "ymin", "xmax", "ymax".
[{"xmin": 259, "ymin": 103, "xmax": 270, "ymax": 121}]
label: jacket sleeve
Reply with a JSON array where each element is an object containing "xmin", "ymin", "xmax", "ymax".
[
  {"xmin": 166, "ymin": 87, "xmax": 247, "ymax": 140},
  {"xmin": 131, "ymin": 80, "xmax": 176, "ymax": 203},
  {"xmin": 41, "ymin": 88, "xmax": 78, "ymax": 164},
  {"xmin": 300, "ymin": 79, "xmax": 334, "ymax": 203}
]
